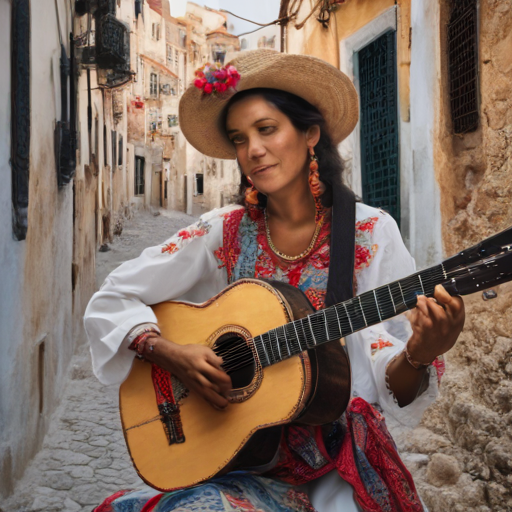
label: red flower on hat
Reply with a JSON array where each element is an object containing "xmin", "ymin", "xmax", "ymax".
[{"xmin": 193, "ymin": 63, "xmax": 240, "ymax": 95}]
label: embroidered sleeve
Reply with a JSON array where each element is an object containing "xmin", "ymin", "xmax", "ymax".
[
  {"xmin": 84, "ymin": 207, "xmax": 234, "ymax": 386},
  {"xmin": 347, "ymin": 209, "xmax": 440, "ymax": 427}
]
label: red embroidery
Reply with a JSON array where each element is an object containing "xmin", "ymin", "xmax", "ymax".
[
  {"xmin": 215, "ymin": 208, "xmax": 245, "ymax": 279},
  {"xmin": 356, "ymin": 216, "xmax": 379, "ymax": 233},
  {"xmin": 371, "ymin": 337, "xmax": 394, "ymax": 356},
  {"xmin": 161, "ymin": 242, "xmax": 178, "ymax": 255}
]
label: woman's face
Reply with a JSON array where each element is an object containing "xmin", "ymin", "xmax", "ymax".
[{"xmin": 225, "ymin": 95, "xmax": 318, "ymax": 197}]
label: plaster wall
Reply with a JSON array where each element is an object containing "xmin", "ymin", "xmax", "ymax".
[
  {"xmin": 186, "ymin": 2, "xmax": 226, "ymax": 33},
  {"xmin": 408, "ymin": 0, "xmax": 443, "ymax": 268},
  {"xmin": 0, "ymin": 0, "xmax": 80, "ymax": 500}
]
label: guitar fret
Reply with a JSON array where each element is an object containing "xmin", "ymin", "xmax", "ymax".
[
  {"xmin": 418, "ymin": 274, "xmax": 425, "ymax": 295},
  {"xmin": 260, "ymin": 333, "xmax": 271, "ymax": 366},
  {"xmin": 373, "ymin": 290, "xmax": 382, "ymax": 322},
  {"xmin": 323, "ymin": 309, "xmax": 330, "ymax": 340},
  {"xmin": 343, "ymin": 302, "xmax": 354, "ymax": 332},
  {"xmin": 275, "ymin": 327, "xmax": 283, "ymax": 361},
  {"xmin": 269, "ymin": 330, "xmax": 278, "ymax": 363},
  {"xmin": 388, "ymin": 285, "xmax": 396, "ymax": 313},
  {"xmin": 359, "ymin": 291, "xmax": 381, "ymax": 326},
  {"xmin": 284, "ymin": 322, "xmax": 298, "ymax": 357},
  {"xmin": 333, "ymin": 306, "xmax": 344, "ymax": 336},
  {"xmin": 358, "ymin": 296, "xmax": 368, "ymax": 326},
  {"xmin": 308, "ymin": 316, "xmax": 317, "ymax": 345},
  {"xmin": 398, "ymin": 281, "xmax": 406, "ymax": 305},
  {"xmin": 292, "ymin": 321, "xmax": 303, "ymax": 351},
  {"xmin": 300, "ymin": 318, "xmax": 313, "ymax": 349},
  {"xmin": 324, "ymin": 308, "xmax": 341, "ymax": 339}
]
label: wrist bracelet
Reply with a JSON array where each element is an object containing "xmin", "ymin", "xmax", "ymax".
[{"xmin": 404, "ymin": 344, "xmax": 434, "ymax": 370}]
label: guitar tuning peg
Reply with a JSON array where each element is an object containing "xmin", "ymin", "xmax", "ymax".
[{"xmin": 482, "ymin": 289, "xmax": 498, "ymax": 301}]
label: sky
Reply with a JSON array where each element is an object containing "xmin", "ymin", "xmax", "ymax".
[{"xmin": 169, "ymin": 0, "xmax": 281, "ymax": 35}]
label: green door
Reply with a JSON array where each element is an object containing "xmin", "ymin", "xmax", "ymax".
[{"xmin": 359, "ymin": 31, "xmax": 400, "ymax": 227}]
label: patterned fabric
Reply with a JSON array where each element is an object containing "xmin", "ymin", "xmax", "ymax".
[
  {"xmin": 215, "ymin": 208, "xmax": 331, "ymax": 310},
  {"xmin": 94, "ymin": 475, "xmax": 315, "ymax": 512},
  {"xmin": 268, "ymin": 399, "xmax": 423, "ymax": 512}
]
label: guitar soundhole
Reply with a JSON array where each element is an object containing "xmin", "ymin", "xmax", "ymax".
[{"xmin": 214, "ymin": 333, "xmax": 255, "ymax": 390}]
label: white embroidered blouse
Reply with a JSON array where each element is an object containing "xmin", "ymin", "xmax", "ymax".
[{"xmin": 84, "ymin": 202, "xmax": 440, "ymax": 428}]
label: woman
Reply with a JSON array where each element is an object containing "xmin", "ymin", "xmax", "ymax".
[{"xmin": 85, "ymin": 50, "xmax": 464, "ymax": 512}]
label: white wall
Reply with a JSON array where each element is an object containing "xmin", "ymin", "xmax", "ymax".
[
  {"xmin": 409, "ymin": 0, "xmax": 443, "ymax": 268},
  {"xmin": 0, "ymin": 0, "xmax": 78, "ymax": 499}
]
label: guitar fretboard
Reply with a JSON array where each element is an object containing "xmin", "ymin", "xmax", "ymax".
[{"xmin": 253, "ymin": 264, "xmax": 447, "ymax": 367}]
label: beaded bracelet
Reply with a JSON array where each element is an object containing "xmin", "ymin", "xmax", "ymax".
[
  {"xmin": 404, "ymin": 343, "xmax": 434, "ymax": 370},
  {"xmin": 127, "ymin": 323, "xmax": 160, "ymax": 360}
]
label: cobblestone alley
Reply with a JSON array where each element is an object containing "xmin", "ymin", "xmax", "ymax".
[{"xmin": 2, "ymin": 210, "xmax": 198, "ymax": 512}]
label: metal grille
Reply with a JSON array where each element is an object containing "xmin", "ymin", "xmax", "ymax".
[
  {"xmin": 359, "ymin": 31, "xmax": 400, "ymax": 226},
  {"xmin": 448, "ymin": 0, "xmax": 479, "ymax": 134}
]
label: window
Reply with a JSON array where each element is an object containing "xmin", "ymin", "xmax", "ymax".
[
  {"xmin": 240, "ymin": 38, "xmax": 247, "ymax": 50},
  {"xmin": 111, "ymin": 130, "xmax": 117, "ymax": 169},
  {"xmin": 103, "ymin": 124, "xmax": 108, "ymax": 165},
  {"xmin": 166, "ymin": 45, "xmax": 173, "ymax": 68},
  {"xmin": 11, "ymin": 0, "xmax": 31, "ymax": 240},
  {"xmin": 135, "ymin": 0, "xmax": 142, "ymax": 19},
  {"xmin": 174, "ymin": 48, "xmax": 179, "ymax": 71},
  {"xmin": 152, "ymin": 23, "xmax": 160, "ymax": 40},
  {"xmin": 135, "ymin": 156, "xmax": 145, "ymax": 195},
  {"xmin": 195, "ymin": 173, "xmax": 204, "ymax": 195},
  {"xmin": 168, "ymin": 115, "xmax": 178, "ymax": 127},
  {"xmin": 358, "ymin": 31, "xmax": 400, "ymax": 226},
  {"xmin": 448, "ymin": 0, "xmax": 479, "ymax": 134},
  {"xmin": 212, "ymin": 49, "xmax": 226, "ymax": 65},
  {"xmin": 179, "ymin": 29, "xmax": 187, "ymax": 47},
  {"xmin": 150, "ymin": 72, "xmax": 158, "ymax": 97},
  {"xmin": 118, "ymin": 135, "xmax": 123, "ymax": 166}
]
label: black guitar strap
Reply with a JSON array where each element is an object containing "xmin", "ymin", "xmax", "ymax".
[{"xmin": 325, "ymin": 177, "xmax": 356, "ymax": 307}]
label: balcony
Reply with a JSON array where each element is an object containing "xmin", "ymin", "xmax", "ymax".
[{"xmin": 96, "ymin": 14, "xmax": 128, "ymax": 69}]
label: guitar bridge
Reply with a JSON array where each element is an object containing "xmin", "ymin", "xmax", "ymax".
[{"xmin": 158, "ymin": 402, "xmax": 186, "ymax": 445}]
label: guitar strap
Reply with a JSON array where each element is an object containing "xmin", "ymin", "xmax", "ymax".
[{"xmin": 325, "ymin": 177, "xmax": 356, "ymax": 307}]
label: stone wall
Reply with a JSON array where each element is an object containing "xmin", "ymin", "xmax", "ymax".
[{"xmin": 402, "ymin": 1, "xmax": 512, "ymax": 510}]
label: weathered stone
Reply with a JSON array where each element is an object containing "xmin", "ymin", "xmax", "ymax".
[
  {"xmin": 426, "ymin": 454, "xmax": 462, "ymax": 487},
  {"xmin": 485, "ymin": 439, "xmax": 512, "ymax": 474},
  {"xmin": 402, "ymin": 427, "xmax": 451, "ymax": 454}
]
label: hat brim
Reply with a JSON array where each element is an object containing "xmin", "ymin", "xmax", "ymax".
[{"xmin": 179, "ymin": 50, "xmax": 359, "ymax": 160}]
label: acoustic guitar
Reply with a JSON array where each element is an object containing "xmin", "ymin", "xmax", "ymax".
[{"xmin": 119, "ymin": 226, "xmax": 512, "ymax": 491}]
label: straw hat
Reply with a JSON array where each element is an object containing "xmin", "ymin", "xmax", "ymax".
[{"xmin": 178, "ymin": 50, "xmax": 359, "ymax": 160}]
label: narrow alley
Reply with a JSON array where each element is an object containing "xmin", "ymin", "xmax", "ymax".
[{"xmin": 3, "ymin": 210, "xmax": 198, "ymax": 512}]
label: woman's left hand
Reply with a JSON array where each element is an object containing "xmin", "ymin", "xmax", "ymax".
[{"xmin": 406, "ymin": 284, "xmax": 465, "ymax": 364}]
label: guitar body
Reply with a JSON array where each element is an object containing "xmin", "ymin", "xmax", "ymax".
[{"xmin": 119, "ymin": 279, "xmax": 351, "ymax": 491}]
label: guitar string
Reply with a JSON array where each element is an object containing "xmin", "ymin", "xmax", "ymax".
[
  {"xmin": 219, "ymin": 263, "xmax": 490, "ymax": 371},
  {"xmin": 220, "ymin": 265, "xmax": 470, "ymax": 371}
]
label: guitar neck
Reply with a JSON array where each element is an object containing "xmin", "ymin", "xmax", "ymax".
[{"xmin": 253, "ymin": 264, "xmax": 448, "ymax": 368}]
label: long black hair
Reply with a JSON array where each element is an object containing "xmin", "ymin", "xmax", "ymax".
[{"xmin": 223, "ymin": 88, "xmax": 344, "ymax": 208}]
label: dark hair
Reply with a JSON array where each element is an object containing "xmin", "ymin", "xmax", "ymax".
[{"xmin": 223, "ymin": 88, "xmax": 344, "ymax": 208}]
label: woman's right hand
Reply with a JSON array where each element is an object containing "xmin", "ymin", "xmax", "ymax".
[{"xmin": 141, "ymin": 333, "xmax": 232, "ymax": 410}]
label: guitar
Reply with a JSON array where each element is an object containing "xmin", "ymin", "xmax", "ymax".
[{"xmin": 119, "ymin": 226, "xmax": 512, "ymax": 491}]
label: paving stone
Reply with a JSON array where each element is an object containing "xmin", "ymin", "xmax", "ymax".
[
  {"xmin": 63, "ymin": 498, "xmax": 81, "ymax": 512},
  {"xmin": 69, "ymin": 466, "xmax": 95, "ymax": 479}
]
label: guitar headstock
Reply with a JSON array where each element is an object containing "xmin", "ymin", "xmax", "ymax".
[{"xmin": 443, "ymin": 250, "xmax": 512, "ymax": 296}]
